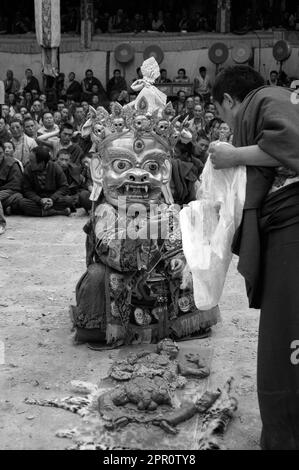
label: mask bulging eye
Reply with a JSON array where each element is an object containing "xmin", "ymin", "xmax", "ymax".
[
  {"xmin": 112, "ymin": 160, "xmax": 132, "ymax": 173},
  {"xmin": 144, "ymin": 161, "xmax": 159, "ymax": 174}
]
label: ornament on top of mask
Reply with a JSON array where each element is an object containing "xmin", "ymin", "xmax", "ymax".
[
  {"xmin": 130, "ymin": 57, "xmax": 165, "ymax": 115},
  {"xmin": 162, "ymin": 101, "xmax": 176, "ymax": 121},
  {"xmin": 110, "ymin": 102, "xmax": 127, "ymax": 134},
  {"xmin": 85, "ymin": 93, "xmax": 191, "ymax": 153},
  {"xmin": 132, "ymin": 97, "xmax": 153, "ymax": 134},
  {"xmin": 88, "ymin": 58, "xmax": 194, "ymax": 204},
  {"xmin": 82, "ymin": 105, "xmax": 112, "ymax": 147},
  {"xmin": 169, "ymin": 115, "xmax": 193, "ymax": 147},
  {"xmin": 154, "ymin": 102, "xmax": 176, "ymax": 139},
  {"xmin": 155, "ymin": 119, "xmax": 170, "ymax": 138}
]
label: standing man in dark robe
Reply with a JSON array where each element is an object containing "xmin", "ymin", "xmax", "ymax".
[
  {"xmin": 20, "ymin": 68, "xmax": 40, "ymax": 94},
  {"xmin": 81, "ymin": 70, "xmax": 107, "ymax": 104},
  {"xmin": 210, "ymin": 65, "xmax": 299, "ymax": 450},
  {"xmin": 19, "ymin": 146, "xmax": 71, "ymax": 218},
  {"xmin": 64, "ymin": 72, "xmax": 82, "ymax": 103},
  {"xmin": 4, "ymin": 70, "xmax": 20, "ymax": 97},
  {"xmin": 106, "ymin": 69, "xmax": 128, "ymax": 102},
  {"xmin": 0, "ymin": 142, "xmax": 23, "ymax": 235}
]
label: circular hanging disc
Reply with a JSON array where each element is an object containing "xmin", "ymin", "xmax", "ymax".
[
  {"xmin": 232, "ymin": 42, "xmax": 252, "ymax": 64},
  {"xmin": 208, "ymin": 42, "xmax": 229, "ymax": 65},
  {"xmin": 273, "ymin": 40, "xmax": 292, "ymax": 62},
  {"xmin": 143, "ymin": 45, "xmax": 164, "ymax": 64},
  {"xmin": 114, "ymin": 43, "xmax": 135, "ymax": 64}
]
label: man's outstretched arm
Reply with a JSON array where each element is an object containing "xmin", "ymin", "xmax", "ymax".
[{"xmin": 209, "ymin": 143, "xmax": 280, "ymax": 170}]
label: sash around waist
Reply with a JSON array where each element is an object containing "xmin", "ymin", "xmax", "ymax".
[
  {"xmin": 232, "ymin": 181, "xmax": 299, "ymax": 309},
  {"xmin": 260, "ymin": 182, "xmax": 299, "ymax": 233}
]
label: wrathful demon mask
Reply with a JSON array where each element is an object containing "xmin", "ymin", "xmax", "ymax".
[
  {"xmin": 82, "ymin": 58, "xmax": 192, "ymax": 206},
  {"xmin": 91, "ymin": 132, "xmax": 173, "ymax": 207}
]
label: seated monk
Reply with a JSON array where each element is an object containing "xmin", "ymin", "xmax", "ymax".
[
  {"xmin": 0, "ymin": 141, "xmax": 23, "ymax": 235},
  {"xmin": 19, "ymin": 146, "xmax": 72, "ymax": 217},
  {"xmin": 56, "ymin": 148, "xmax": 92, "ymax": 213}
]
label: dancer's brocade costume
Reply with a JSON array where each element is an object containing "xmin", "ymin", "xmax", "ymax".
[{"xmin": 71, "ymin": 59, "xmax": 219, "ymax": 346}]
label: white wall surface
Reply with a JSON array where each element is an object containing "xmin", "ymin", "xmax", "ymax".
[{"xmin": 1, "ymin": 47, "xmax": 299, "ymax": 88}]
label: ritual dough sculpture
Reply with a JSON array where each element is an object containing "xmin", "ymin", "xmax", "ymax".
[
  {"xmin": 111, "ymin": 376, "xmax": 172, "ymax": 411},
  {"xmin": 109, "ymin": 349, "xmax": 185, "ymax": 389},
  {"xmin": 24, "ymin": 342, "xmax": 238, "ymax": 448},
  {"xmin": 156, "ymin": 338, "xmax": 180, "ymax": 360}
]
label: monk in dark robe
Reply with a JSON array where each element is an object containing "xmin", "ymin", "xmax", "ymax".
[
  {"xmin": 56, "ymin": 148, "xmax": 92, "ymax": 213},
  {"xmin": 210, "ymin": 65, "xmax": 299, "ymax": 450},
  {"xmin": 19, "ymin": 146, "xmax": 72, "ymax": 217},
  {"xmin": 0, "ymin": 142, "xmax": 23, "ymax": 234}
]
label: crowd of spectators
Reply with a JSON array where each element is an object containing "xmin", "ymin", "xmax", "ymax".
[
  {"xmin": 0, "ymin": 5, "xmax": 214, "ymax": 35},
  {"xmin": 232, "ymin": 2, "xmax": 299, "ymax": 32},
  {"xmin": 1, "ymin": 61, "xmax": 295, "ymax": 235},
  {"xmin": 1, "ymin": 1, "xmax": 299, "ymax": 35},
  {"xmin": 91, "ymin": 7, "xmax": 213, "ymax": 33}
]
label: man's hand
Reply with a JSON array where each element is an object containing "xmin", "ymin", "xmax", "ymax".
[{"xmin": 209, "ymin": 142, "xmax": 239, "ymax": 170}]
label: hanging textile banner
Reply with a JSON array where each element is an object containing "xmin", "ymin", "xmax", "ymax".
[
  {"xmin": 34, "ymin": 0, "xmax": 61, "ymax": 76},
  {"xmin": 216, "ymin": 0, "xmax": 231, "ymax": 33},
  {"xmin": 81, "ymin": 0, "xmax": 94, "ymax": 49}
]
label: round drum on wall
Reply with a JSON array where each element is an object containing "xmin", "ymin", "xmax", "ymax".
[
  {"xmin": 232, "ymin": 42, "xmax": 253, "ymax": 63},
  {"xmin": 114, "ymin": 43, "xmax": 135, "ymax": 63},
  {"xmin": 143, "ymin": 45, "xmax": 164, "ymax": 64},
  {"xmin": 208, "ymin": 42, "xmax": 229, "ymax": 65},
  {"xmin": 273, "ymin": 40, "xmax": 292, "ymax": 62}
]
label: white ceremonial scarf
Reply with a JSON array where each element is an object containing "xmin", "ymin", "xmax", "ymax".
[{"xmin": 180, "ymin": 146, "xmax": 247, "ymax": 311}]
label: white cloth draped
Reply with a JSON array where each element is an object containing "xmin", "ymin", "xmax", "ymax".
[{"xmin": 180, "ymin": 150, "xmax": 246, "ymax": 311}]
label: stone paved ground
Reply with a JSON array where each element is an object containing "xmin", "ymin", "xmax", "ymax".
[{"xmin": 0, "ymin": 214, "xmax": 260, "ymax": 450}]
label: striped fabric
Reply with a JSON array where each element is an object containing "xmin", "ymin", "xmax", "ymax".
[
  {"xmin": 34, "ymin": 0, "xmax": 61, "ymax": 76},
  {"xmin": 35, "ymin": 0, "xmax": 61, "ymax": 48}
]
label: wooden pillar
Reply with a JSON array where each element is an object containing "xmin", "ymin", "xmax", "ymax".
[
  {"xmin": 216, "ymin": 0, "xmax": 231, "ymax": 33},
  {"xmin": 80, "ymin": 0, "xmax": 94, "ymax": 49}
]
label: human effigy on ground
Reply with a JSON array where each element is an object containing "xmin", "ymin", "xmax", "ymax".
[
  {"xmin": 25, "ymin": 340, "xmax": 238, "ymax": 450},
  {"xmin": 70, "ymin": 57, "xmax": 220, "ymax": 347}
]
